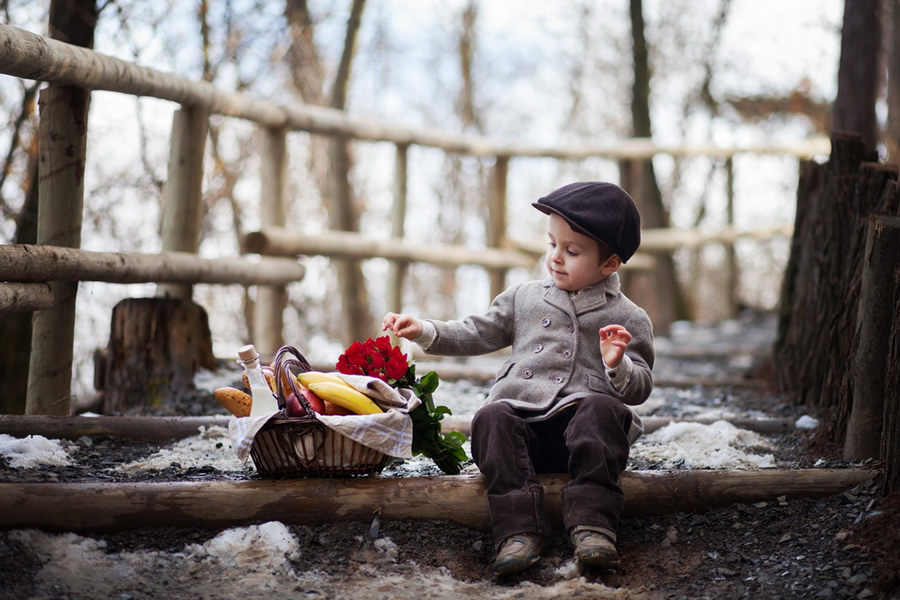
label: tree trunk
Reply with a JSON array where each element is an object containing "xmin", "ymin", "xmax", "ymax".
[
  {"xmin": 0, "ymin": 469, "xmax": 878, "ymax": 534},
  {"xmin": 843, "ymin": 216, "xmax": 900, "ymax": 460},
  {"xmin": 886, "ymin": 0, "xmax": 900, "ymax": 160},
  {"xmin": 883, "ymin": 288, "xmax": 900, "ymax": 494},
  {"xmin": 0, "ymin": 314, "xmax": 33, "ymax": 413},
  {"xmin": 0, "ymin": 86, "xmax": 39, "ymax": 415},
  {"xmin": 775, "ymin": 134, "xmax": 899, "ymax": 450},
  {"xmin": 832, "ymin": 0, "xmax": 883, "ymax": 154},
  {"xmin": 623, "ymin": 0, "xmax": 686, "ymax": 333},
  {"xmin": 102, "ymin": 298, "xmax": 217, "ymax": 415},
  {"xmin": 284, "ymin": 0, "xmax": 371, "ymax": 345}
]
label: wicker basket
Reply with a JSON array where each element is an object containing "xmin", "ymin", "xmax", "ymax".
[{"xmin": 248, "ymin": 346, "xmax": 389, "ymax": 478}]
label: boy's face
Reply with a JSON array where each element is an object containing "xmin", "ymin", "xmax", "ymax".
[{"xmin": 544, "ymin": 213, "xmax": 621, "ymax": 292}]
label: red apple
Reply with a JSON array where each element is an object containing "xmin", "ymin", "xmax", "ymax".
[
  {"xmin": 299, "ymin": 387, "xmax": 326, "ymax": 414},
  {"xmin": 284, "ymin": 392, "xmax": 307, "ymax": 417}
]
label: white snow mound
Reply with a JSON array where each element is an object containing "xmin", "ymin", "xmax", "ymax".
[
  {"xmin": 0, "ymin": 434, "xmax": 73, "ymax": 468},
  {"xmin": 631, "ymin": 420, "xmax": 777, "ymax": 469}
]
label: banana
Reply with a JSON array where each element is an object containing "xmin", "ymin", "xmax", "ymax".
[
  {"xmin": 296, "ymin": 371, "xmax": 353, "ymax": 389},
  {"xmin": 306, "ymin": 382, "xmax": 383, "ymax": 415}
]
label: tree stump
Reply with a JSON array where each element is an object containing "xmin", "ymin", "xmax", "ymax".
[{"xmin": 102, "ymin": 298, "xmax": 217, "ymax": 415}]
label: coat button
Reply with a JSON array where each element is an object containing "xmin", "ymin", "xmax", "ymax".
[
  {"xmin": 568, "ymin": 325, "xmax": 575, "ymax": 333},
  {"xmin": 534, "ymin": 344, "xmax": 543, "ymax": 353},
  {"xmin": 553, "ymin": 376, "xmax": 563, "ymax": 384},
  {"xmin": 522, "ymin": 368, "xmax": 533, "ymax": 379},
  {"xmin": 563, "ymin": 350, "xmax": 571, "ymax": 358},
  {"xmin": 541, "ymin": 318, "xmax": 551, "ymax": 327}
]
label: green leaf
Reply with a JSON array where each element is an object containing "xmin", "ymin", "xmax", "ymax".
[
  {"xmin": 420, "ymin": 371, "xmax": 440, "ymax": 394},
  {"xmin": 432, "ymin": 405, "xmax": 452, "ymax": 420}
]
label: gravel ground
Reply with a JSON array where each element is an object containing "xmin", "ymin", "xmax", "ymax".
[{"xmin": 1, "ymin": 312, "xmax": 898, "ymax": 600}]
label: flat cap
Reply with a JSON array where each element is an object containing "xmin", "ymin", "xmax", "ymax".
[{"xmin": 532, "ymin": 181, "xmax": 641, "ymax": 262}]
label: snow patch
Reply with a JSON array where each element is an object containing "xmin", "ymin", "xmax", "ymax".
[
  {"xmin": 795, "ymin": 415, "xmax": 819, "ymax": 429},
  {"xmin": 184, "ymin": 521, "xmax": 300, "ymax": 569},
  {"xmin": 117, "ymin": 425, "xmax": 247, "ymax": 473},
  {"xmin": 631, "ymin": 420, "xmax": 777, "ymax": 469},
  {"xmin": 0, "ymin": 434, "xmax": 73, "ymax": 468}
]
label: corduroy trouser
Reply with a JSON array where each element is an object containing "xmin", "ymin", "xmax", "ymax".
[{"xmin": 471, "ymin": 394, "xmax": 633, "ymax": 545}]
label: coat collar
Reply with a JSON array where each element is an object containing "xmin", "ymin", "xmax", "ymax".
[{"xmin": 542, "ymin": 272, "xmax": 620, "ymax": 315}]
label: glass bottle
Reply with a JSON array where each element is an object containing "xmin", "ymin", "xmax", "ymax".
[{"xmin": 237, "ymin": 344, "xmax": 279, "ymax": 418}]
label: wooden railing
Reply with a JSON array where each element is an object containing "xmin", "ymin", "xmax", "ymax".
[{"xmin": 0, "ymin": 23, "xmax": 828, "ymax": 414}]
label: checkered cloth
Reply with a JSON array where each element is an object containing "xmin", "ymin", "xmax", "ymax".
[{"xmin": 228, "ymin": 373, "xmax": 418, "ymax": 464}]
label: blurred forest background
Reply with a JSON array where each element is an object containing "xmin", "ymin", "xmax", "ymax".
[{"xmin": 0, "ymin": 0, "xmax": 845, "ymax": 403}]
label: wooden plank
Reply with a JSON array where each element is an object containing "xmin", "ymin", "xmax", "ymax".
[
  {"xmin": 0, "ymin": 415, "xmax": 231, "ymax": 441},
  {"xmin": 253, "ymin": 126, "xmax": 289, "ymax": 355},
  {"xmin": 245, "ymin": 227, "xmax": 541, "ymax": 270},
  {"xmin": 0, "ymin": 282, "xmax": 53, "ymax": 312},
  {"xmin": 487, "ymin": 156, "xmax": 509, "ymax": 300},
  {"xmin": 0, "ymin": 469, "xmax": 878, "ymax": 534},
  {"xmin": 386, "ymin": 143, "xmax": 410, "ymax": 318},
  {"xmin": 0, "ymin": 244, "xmax": 305, "ymax": 286},
  {"xmin": 26, "ymin": 86, "xmax": 88, "ymax": 416},
  {"xmin": 157, "ymin": 106, "xmax": 208, "ymax": 300}
]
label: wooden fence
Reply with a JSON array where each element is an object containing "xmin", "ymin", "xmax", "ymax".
[{"xmin": 0, "ymin": 23, "xmax": 828, "ymax": 415}]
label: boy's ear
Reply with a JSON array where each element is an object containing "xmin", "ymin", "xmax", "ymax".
[{"xmin": 601, "ymin": 254, "xmax": 622, "ymax": 275}]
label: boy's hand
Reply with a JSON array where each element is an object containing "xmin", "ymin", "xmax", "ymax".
[
  {"xmin": 382, "ymin": 312, "xmax": 424, "ymax": 340},
  {"xmin": 599, "ymin": 324, "xmax": 631, "ymax": 368}
]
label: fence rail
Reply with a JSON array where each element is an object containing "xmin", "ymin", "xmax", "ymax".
[{"xmin": 0, "ymin": 23, "xmax": 829, "ymax": 159}]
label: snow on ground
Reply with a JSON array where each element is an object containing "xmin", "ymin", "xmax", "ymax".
[
  {"xmin": 10, "ymin": 523, "xmax": 639, "ymax": 600},
  {"xmin": 114, "ymin": 425, "xmax": 249, "ymax": 474},
  {"xmin": 629, "ymin": 420, "xmax": 777, "ymax": 469},
  {"xmin": 0, "ymin": 434, "xmax": 73, "ymax": 469}
]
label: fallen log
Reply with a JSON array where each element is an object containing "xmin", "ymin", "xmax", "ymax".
[
  {"xmin": 0, "ymin": 413, "xmax": 796, "ymax": 442},
  {"xmin": 0, "ymin": 469, "xmax": 878, "ymax": 534},
  {"xmin": 0, "ymin": 415, "xmax": 231, "ymax": 441}
]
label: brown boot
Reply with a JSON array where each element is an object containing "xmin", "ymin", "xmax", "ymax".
[
  {"xmin": 571, "ymin": 526, "xmax": 619, "ymax": 568},
  {"xmin": 493, "ymin": 533, "xmax": 543, "ymax": 576}
]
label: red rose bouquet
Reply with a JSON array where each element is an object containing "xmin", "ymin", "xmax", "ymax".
[{"xmin": 336, "ymin": 336, "xmax": 468, "ymax": 475}]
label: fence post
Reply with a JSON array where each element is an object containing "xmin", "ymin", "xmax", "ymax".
[
  {"xmin": 387, "ymin": 143, "xmax": 409, "ymax": 320},
  {"xmin": 253, "ymin": 127, "xmax": 288, "ymax": 355},
  {"xmin": 25, "ymin": 86, "xmax": 89, "ymax": 415},
  {"xmin": 487, "ymin": 156, "xmax": 509, "ymax": 301},
  {"xmin": 157, "ymin": 105, "xmax": 209, "ymax": 300},
  {"xmin": 725, "ymin": 157, "xmax": 739, "ymax": 318}
]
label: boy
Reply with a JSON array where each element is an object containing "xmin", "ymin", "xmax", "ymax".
[{"xmin": 382, "ymin": 181, "xmax": 654, "ymax": 575}]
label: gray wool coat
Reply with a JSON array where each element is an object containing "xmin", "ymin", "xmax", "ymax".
[{"xmin": 418, "ymin": 273, "xmax": 654, "ymax": 444}]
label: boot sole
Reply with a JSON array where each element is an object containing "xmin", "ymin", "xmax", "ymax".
[
  {"xmin": 575, "ymin": 547, "xmax": 620, "ymax": 569},
  {"xmin": 493, "ymin": 553, "xmax": 540, "ymax": 576}
]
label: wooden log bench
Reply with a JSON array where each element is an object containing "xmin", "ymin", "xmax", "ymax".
[{"xmin": 0, "ymin": 468, "xmax": 878, "ymax": 534}]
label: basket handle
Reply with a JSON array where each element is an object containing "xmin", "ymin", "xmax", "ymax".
[{"xmin": 272, "ymin": 345, "xmax": 315, "ymax": 414}]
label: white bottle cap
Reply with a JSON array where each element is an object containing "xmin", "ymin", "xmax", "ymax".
[{"xmin": 238, "ymin": 344, "xmax": 258, "ymax": 362}]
